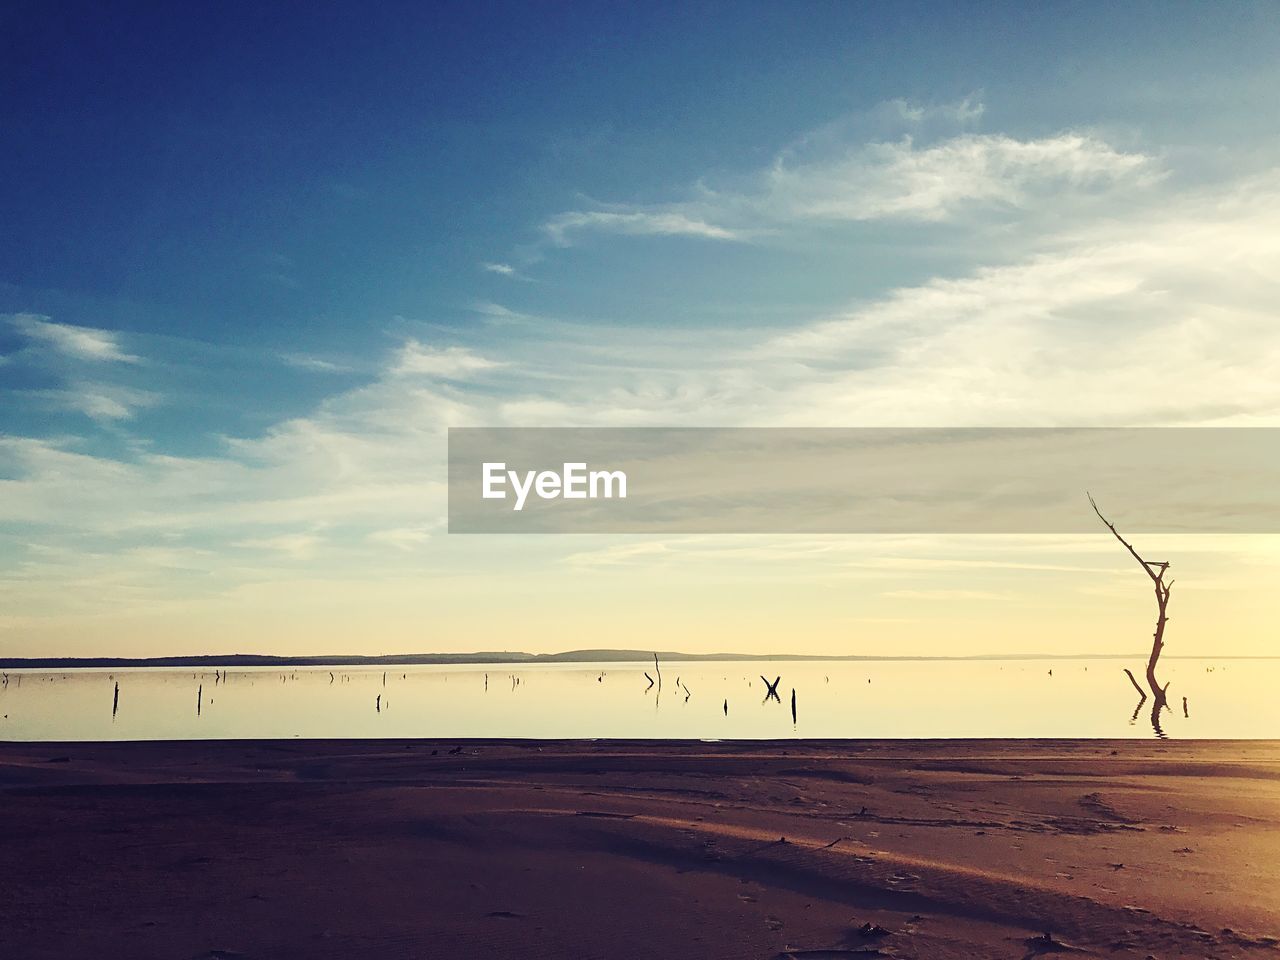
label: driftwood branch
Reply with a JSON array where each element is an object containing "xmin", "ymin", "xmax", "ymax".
[
  {"xmin": 1089, "ymin": 494, "xmax": 1172, "ymax": 705},
  {"xmin": 1122, "ymin": 668, "xmax": 1147, "ymax": 700}
]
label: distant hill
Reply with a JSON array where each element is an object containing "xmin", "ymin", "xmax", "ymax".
[{"xmin": 0, "ymin": 648, "xmax": 1176, "ymax": 670}]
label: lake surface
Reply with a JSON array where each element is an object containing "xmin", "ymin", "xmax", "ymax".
[{"xmin": 1, "ymin": 658, "xmax": 1276, "ymax": 741}]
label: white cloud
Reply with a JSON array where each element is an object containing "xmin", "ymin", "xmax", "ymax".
[
  {"xmin": 10, "ymin": 314, "xmax": 140, "ymax": 363},
  {"xmin": 393, "ymin": 342, "xmax": 507, "ymax": 378},
  {"xmin": 52, "ymin": 384, "xmax": 161, "ymax": 422},
  {"xmin": 3, "ymin": 123, "xmax": 1279, "ymax": 654},
  {"xmin": 891, "ymin": 96, "xmax": 986, "ymax": 125},
  {"xmin": 366, "ymin": 526, "xmax": 433, "ymax": 551},
  {"xmin": 539, "ymin": 102, "xmax": 1158, "ymax": 245},
  {"xmin": 543, "ymin": 210, "xmax": 745, "ymax": 246},
  {"xmin": 282, "ymin": 354, "xmax": 352, "ymax": 373},
  {"xmin": 470, "ymin": 301, "xmax": 533, "ymax": 324},
  {"xmin": 481, "ymin": 261, "xmax": 515, "ymax": 275},
  {"xmin": 72, "ymin": 392, "xmax": 134, "ymax": 422},
  {"xmin": 756, "ymin": 173, "xmax": 1280, "ymax": 427},
  {"xmin": 6, "ymin": 166, "xmax": 1270, "ymax": 546},
  {"xmin": 236, "ymin": 533, "xmax": 323, "ymax": 558},
  {"xmin": 762, "ymin": 132, "xmax": 1157, "ymax": 222}
]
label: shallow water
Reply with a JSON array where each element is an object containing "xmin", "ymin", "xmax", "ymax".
[{"xmin": 0, "ymin": 657, "xmax": 1274, "ymax": 741}]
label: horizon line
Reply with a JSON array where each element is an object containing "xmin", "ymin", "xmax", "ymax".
[{"xmin": 1, "ymin": 649, "xmax": 1271, "ymax": 670}]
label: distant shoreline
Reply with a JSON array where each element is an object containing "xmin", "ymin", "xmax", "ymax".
[{"xmin": 0, "ymin": 649, "xmax": 1268, "ymax": 670}]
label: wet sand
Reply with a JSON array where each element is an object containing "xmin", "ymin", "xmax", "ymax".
[{"xmin": 1, "ymin": 739, "xmax": 1278, "ymax": 959}]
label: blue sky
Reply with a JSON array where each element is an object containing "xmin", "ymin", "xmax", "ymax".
[{"xmin": 3, "ymin": 2, "xmax": 1280, "ymax": 657}]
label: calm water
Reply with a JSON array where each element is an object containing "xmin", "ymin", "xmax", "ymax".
[{"xmin": 1, "ymin": 658, "xmax": 1275, "ymax": 742}]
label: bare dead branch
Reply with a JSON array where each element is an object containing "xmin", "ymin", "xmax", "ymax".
[
  {"xmin": 1089, "ymin": 494, "xmax": 1172, "ymax": 705},
  {"xmin": 1123, "ymin": 668, "xmax": 1147, "ymax": 700}
]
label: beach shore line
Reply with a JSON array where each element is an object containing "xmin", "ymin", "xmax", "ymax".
[{"xmin": 2, "ymin": 738, "xmax": 1277, "ymax": 959}]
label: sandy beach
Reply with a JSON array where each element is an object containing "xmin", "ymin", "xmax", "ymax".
[{"xmin": 1, "ymin": 739, "xmax": 1277, "ymax": 959}]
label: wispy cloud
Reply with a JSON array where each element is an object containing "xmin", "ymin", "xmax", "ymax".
[
  {"xmin": 7, "ymin": 164, "xmax": 1264, "ymax": 542},
  {"xmin": 754, "ymin": 173, "xmax": 1280, "ymax": 427},
  {"xmin": 366, "ymin": 526, "xmax": 433, "ymax": 551},
  {"xmin": 761, "ymin": 132, "xmax": 1157, "ymax": 223},
  {"xmin": 543, "ymin": 210, "xmax": 746, "ymax": 246},
  {"xmin": 48, "ymin": 383, "xmax": 161, "ymax": 422},
  {"xmin": 236, "ymin": 533, "xmax": 323, "ymax": 558},
  {"xmin": 282, "ymin": 353, "xmax": 354, "ymax": 373},
  {"xmin": 393, "ymin": 342, "xmax": 507, "ymax": 378},
  {"xmin": 889, "ymin": 95, "xmax": 986, "ymax": 125},
  {"xmin": 539, "ymin": 100, "xmax": 1159, "ymax": 246},
  {"xmin": 479, "ymin": 261, "xmax": 543, "ymax": 283},
  {"xmin": 2, "ymin": 103, "xmax": 1277, "ymax": 656},
  {"xmin": 470, "ymin": 301, "xmax": 534, "ymax": 324},
  {"xmin": 10, "ymin": 314, "xmax": 140, "ymax": 363}
]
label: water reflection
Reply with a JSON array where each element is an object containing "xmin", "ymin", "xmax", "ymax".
[
  {"xmin": 1120, "ymin": 669, "xmax": 1176, "ymax": 740},
  {"xmin": 761, "ymin": 675, "xmax": 782, "ymax": 703},
  {"xmin": 0, "ymin": 658, "xmax": 1273, "ymax": 742},
  {"xmin": 1149, "ymin": 694, "xmax": 1172, "ymax": 739},
  {"xmin": 1128, "ymin": 694, "xmax": 1145, "ymax": 726}
]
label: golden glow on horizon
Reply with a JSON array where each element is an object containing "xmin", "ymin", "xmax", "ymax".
[{"xmin": 4, "ymin": 534, "xmax": 1276, "ymax": 661}]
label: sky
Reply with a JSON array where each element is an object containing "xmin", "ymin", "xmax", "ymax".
[{"xmin": 2, "ymin": 1, "xmax": 1280, "ymax": 659}]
